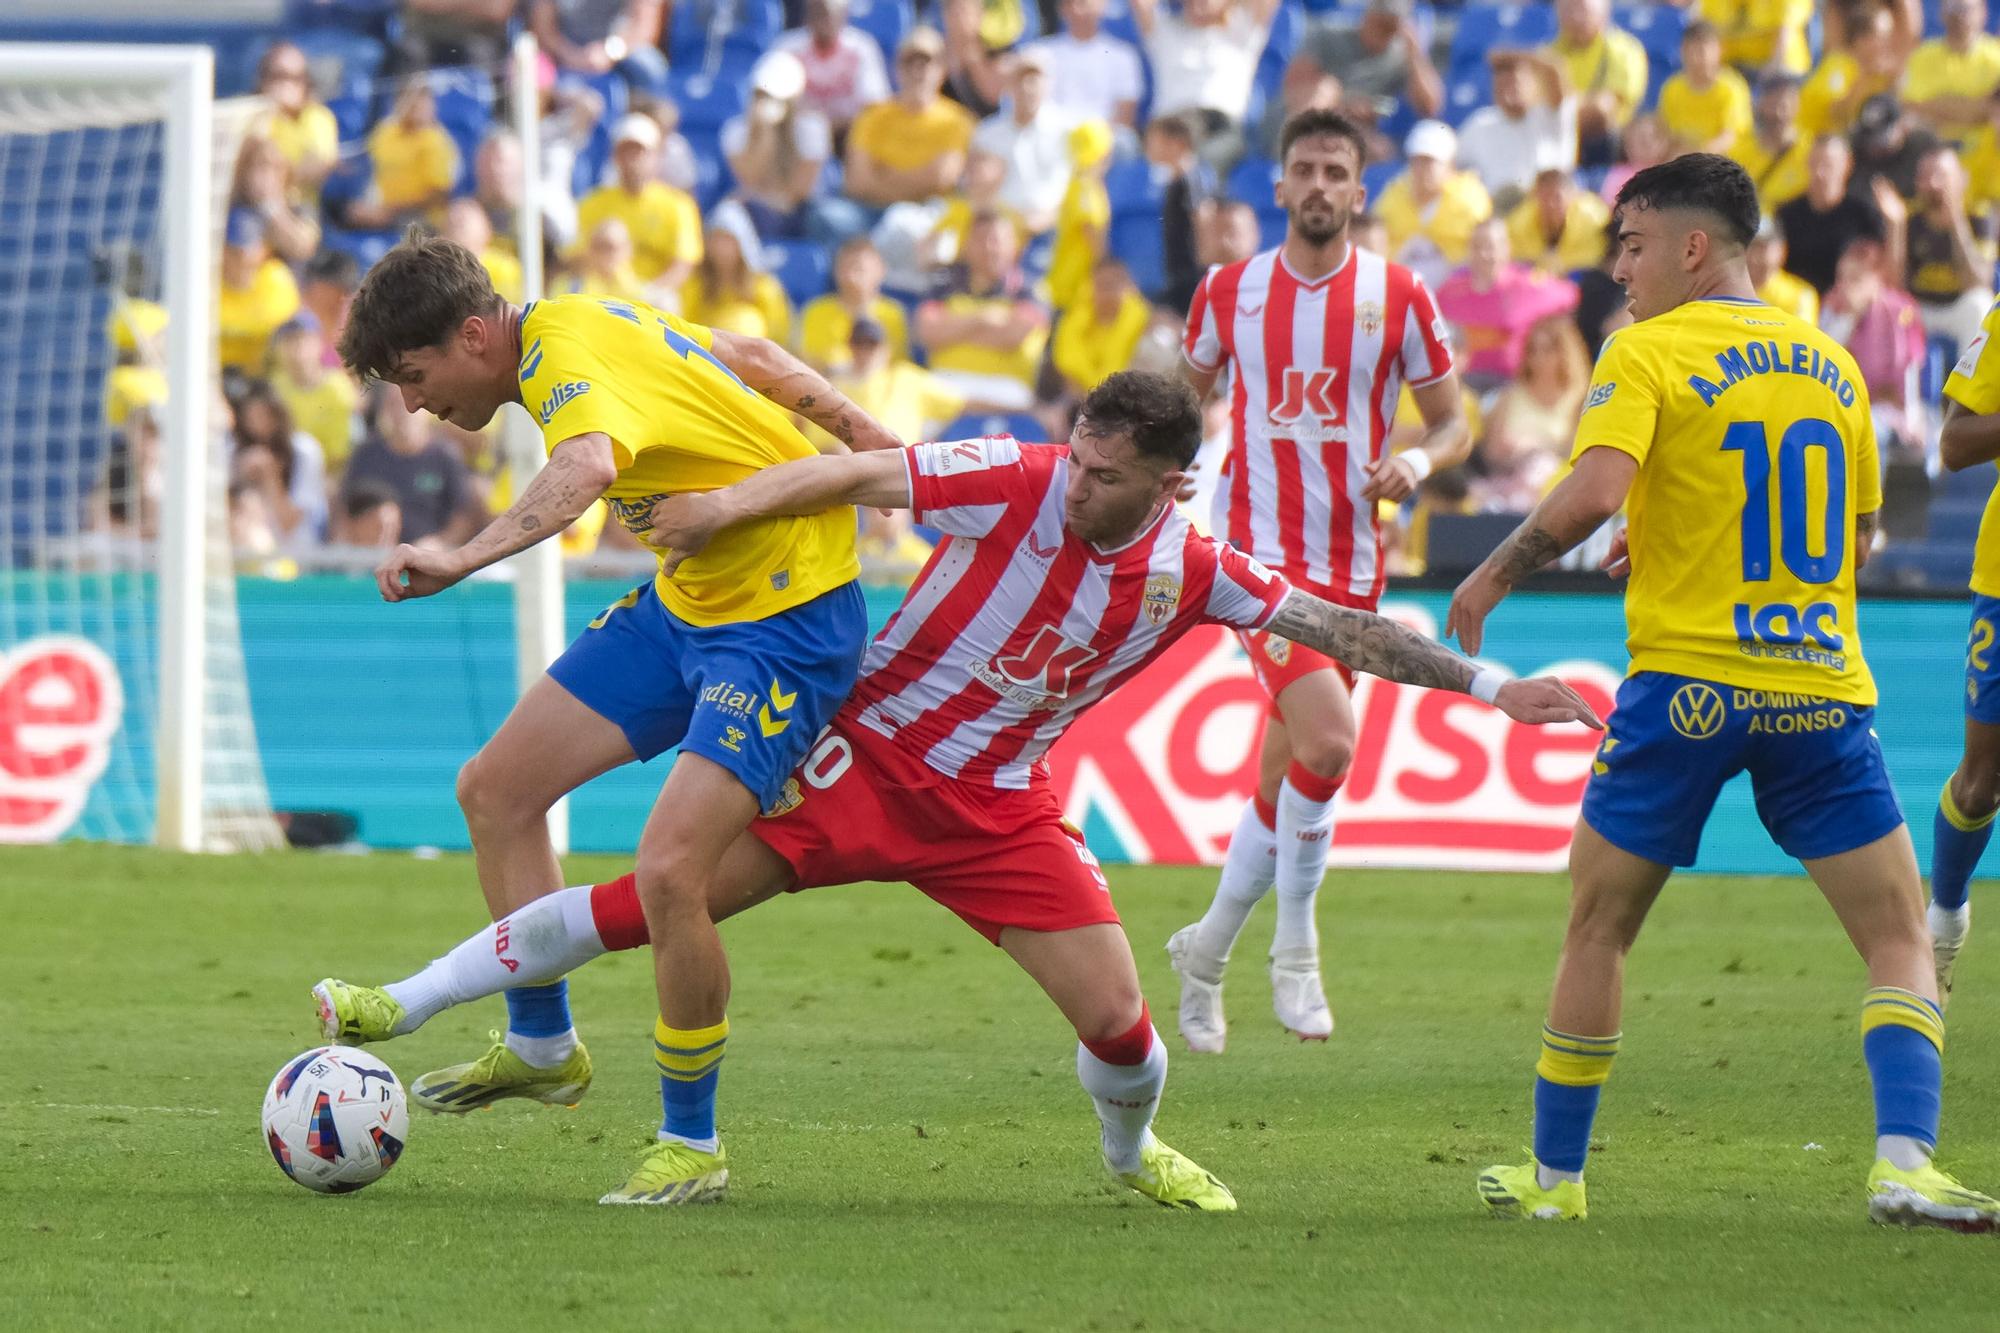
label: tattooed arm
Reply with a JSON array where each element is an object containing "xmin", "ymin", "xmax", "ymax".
[
  {"xmin": 1445, "ymin": 445, "xmax": 1638, "ymax": 653},
  {"xmin": 374, "ymin": 432, "xmax": 617, "ymax": 603},
  {"xmin": 1265, "ymin": 590, "xmax": 1603, "ymax": 727},
  {"xmin": 707, "ymin": 328, "xmax": 904, "ymax": 453}
]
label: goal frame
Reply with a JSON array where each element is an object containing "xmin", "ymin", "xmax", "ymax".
[{"xmin": 0, "ymin": 43, "xmax": 214, "ymax": 850}]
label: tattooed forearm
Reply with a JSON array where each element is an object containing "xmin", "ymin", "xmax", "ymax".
[
  {"xmin": 453, "ymin": 438, "xmax": 613, "ymax": 573},
  {"xmin": 1265, "ymin": 591, "xmax": 1475, "ymax": 694},
  {"xmin": 1493, "ymin": 525, "xmax": 1564, "ymax": 585},
  {"xmin": 518, "ymin": 514, "xmax": 541, "ymax": 531}
]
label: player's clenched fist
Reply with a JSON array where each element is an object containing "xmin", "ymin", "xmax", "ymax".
[
  {"xmin": 647, "ymin": 492, "xmax": 723, "ymax": 577},
  {"xmin": 1493, "ymin": 677, "xmax": 1603, "ymax": 729},
  {"xmin": 375, "ymin": 544, "xmax": 469, "ymax": 602}
]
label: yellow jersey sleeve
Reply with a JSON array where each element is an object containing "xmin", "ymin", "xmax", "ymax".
[
  {"xmin": 1946, "ymin": 297, "xmax": 2000, "ymax": 414},
  {"xmin": 1571, "ymin": 328, "xmax": 1663, "ymax": 467}
]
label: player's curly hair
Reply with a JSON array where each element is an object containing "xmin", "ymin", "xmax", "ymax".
[
  {"xmin": 337, "ymin": 226, "xmax": 499, "ymax": 383},
  {"xmin": 1077, "ymin": 371, "xmax": 1203, "ymax": 470},
  {"xmin": 1279, "ymin": 109, "xmax": 1368, "ymax": 168},
  {"xmin": 1612, "ymin": 153, "xmax": 1761, "ymax": 250}
]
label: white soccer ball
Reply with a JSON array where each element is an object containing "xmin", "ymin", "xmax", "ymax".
[{"xmin": 261, "ymin": 1046, "xmax": 409, "ymax": 1194}]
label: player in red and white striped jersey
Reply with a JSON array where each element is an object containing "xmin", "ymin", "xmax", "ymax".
[
  {"xmin": 1173, "ymin": 108, "xmax": 1474, "ymax": 1052},
  {"xmin": 310, "ymin": 372, "xmax": 1596, "ymax": 1208}
]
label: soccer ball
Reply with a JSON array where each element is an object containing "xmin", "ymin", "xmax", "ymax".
[{"xmin": 261, "ymin": 1046, "xmax": 409, "ymax": 1194}]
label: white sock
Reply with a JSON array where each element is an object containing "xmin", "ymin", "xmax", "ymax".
[
  {"xmin": 1188, "ymin": 800, "xmax": 1277, "ymax": 978},
  {"xmin": 383, "ymin": 885, "xmax": 608, "ymax": 1035},
  {"xmin": 1929, "ymin": 901, "xmax": 1972, "ymax": 945},
  {"xmin": 659, "ymin": 1130, "xmax": 720, "ymax": 1154},
  {"xmin": 1878, "ymin": 1134, "xmax": 1931, "ymax": 1171},
  {"xmin": 1271, "ymin": 777, "xmax": 1336, "ymax": 963},
  {"xmin": 1537, "ymin": 1163, "xmax": 1584, "ymax": 1188},
  {"xmin": 1076, "ymin": 1031, "xmax": 1167, "ymax": 1174}
]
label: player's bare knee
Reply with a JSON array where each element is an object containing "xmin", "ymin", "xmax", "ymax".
[
  {"xmin": 455, "ymin": 754, "xmax": 537, "ymax": 830},
  {"xmin": 1291, "ymin": 732, "xmax": 1354, "ymax": 782},
  {"xmin": 1952, "ymin": 767, "xmax": 2000, "ymax": 821},
  {"xmin": 632, "ymin": 847, "xmax": 710, "ymax": 924},
  {"xmin": 1072, "ymin": 987, "xmax": 1146, "ymax": 1046}
]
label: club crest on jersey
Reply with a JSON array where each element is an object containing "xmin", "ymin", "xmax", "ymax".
[
  {"xmin": 1143, "ymin": 574, "xmax": 1181, "ymax": 626},
  {"xmin": 1264, "ymin": 636, "xmax": 1293, "ymax": 667},
  {"xmin": 537, "ymin": 380, "xmax": 590, "ymax": 424},
  {"xmin": 1356, "ymin": 300, "xmax": 1384, "ymax": 337}
]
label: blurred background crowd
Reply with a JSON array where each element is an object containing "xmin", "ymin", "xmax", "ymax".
[{"xmin": 81, "ymin": 0, "xmax": 2000, "ymax": 588}]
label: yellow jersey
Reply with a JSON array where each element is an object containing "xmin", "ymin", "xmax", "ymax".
[
  {"xmin": 1545, "ymin": 29, "xmax": 1649, "ymax": 128},
  {"xmin": 367, "ymin": 119, "xmax": 458, "ymax": 213},
  {"xmin": 516, "ymin": 295, "xmax": 858, "ymax": 624},
  {"xmin": 573, "ymin": 182, "xmax": 704, "ymax": 284},
  {"xmin": 1051, "ymin": 291, "xmax": 1150, "ymax": 392},
  {"xmin": 1046, "ymin": 174, "xmax": 1111, "ymax": 314},
  {"xmin": 1698, "ymin": 0, "xmax": 1813, "ymax": 73},
  {"xmin": 1577, "ymin": 297, "xmax": 1880, "ymax": 703},
  {"xmin": 1506, "ymin": 190, "xmax": 1612, "ymax": 275},
  {"xmin": 1942, "ymin": 296, "xmax": 2000, "ymax": 598},
  {"xmin": 217, "ymin": 258, "xmax": 300, "ymax": 373},
  {"xmin": 1658, "ymin": 70, "xmax": 1753, "ymax": 149},
  {"xmin": 1902, "ymin": 36, "xmax": 2000, "ymax": 140},
  {"xmin": 1375, "ymin": 170, "xmax": 1493, "ymax": 270},
  {"xmin": 1757, "ymin": 269, "xmax": 1819, "ymax": 324},
  {"xmin": 1729, "ymin": 130, "xmax": 1811, "ymax": 213},
  {"xmin": 848, "ymin": 98, "xmax": 976, "ymax": 174},
  {"xmin": 797, "ymin": 295, "xmax": 910, "ymax": 369},
  {"xmin": 679, "ymin": 273, "xmax": 793, "ymax": 345}
]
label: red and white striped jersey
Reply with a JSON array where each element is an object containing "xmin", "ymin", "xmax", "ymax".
[
  {"xmin": 1183, "ymin": 244, "xmax": 1452, "ymax": 606},
  {"xmin": 850, "ymin": 437, "xmax": 1293, "ymax": 789}
]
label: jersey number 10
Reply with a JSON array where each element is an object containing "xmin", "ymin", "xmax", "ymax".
[{"xmin": 1721, "ymin": 418, "xmax": 1847, "ymax": 584}]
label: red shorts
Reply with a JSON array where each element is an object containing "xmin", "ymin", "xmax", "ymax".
[
  {"xmin": 1237, "ymin": 576, "xmax": 1369, "ymax": 702},
  {"xmin": 750, "ymin": 716, "xmax": 1118, "ymax": 945}
]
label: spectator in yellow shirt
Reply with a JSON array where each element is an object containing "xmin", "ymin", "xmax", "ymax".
[
  {"xmin": 1046, "ymin": 119, "xmax": 1114, "ymax": 315},
  {"xmin": 1052, "ymin": 259, "xmax": 1150, "ymax": 398},
  {"xmin": 1659, "ymin": 20, "xmax": 1752, "ymax": 153},
  {"xmin": 833, "ymin": 316, "xmax": 965, "ymax": 579},
  {"xmin": 217, "ymin": 209, "xmax": 300, "ymax": 376},
  {"xmin": 1697, "ymin": 0, "xmax": 1813, "ymax": 75},
  {"xmin": 573, "ymin": 113, "xmax": 704, "ymax": 295},
  {"xmin": 915, "ymin": 209, "xmax": 1051, "ymax": 407},
  {"xmin": 1903, "ymin": 0, "xmax": 2000, "ymax": 144},
  {"xmin": 845, "ymin": 27, "xmax": 977, "ymax": 208},
  {"xmin": 1544, "ymin": 0, "xmax": 1647, "ymax": 163},
  {"xmin": 1962, "ymin": 85, "xmax": 2000, "ymax": 218},
  {"xmin": 679, "ymin": 202, "xmax": 794, "ymax": 344},
  {"xmin": 1798, "ymin": 3, "xmax": 1909, "ymax": 136},
  {"xmin": 798, "ymin": 236, "xmax": 911, "ymax": 370},
  {"xmin": 250, "ymin": 42, "xmax": 336, "ymax": 202},
  {"xmin": 1747, "ymin": 219, "xmax": 1819, "ymax": 322},
  {"xmin": 1730, "ymin": 68, "xmax": 1812, "ymax": 213},
  {"xmin": 924, "ymin": 149, "xmax": 1032, "ymax": 271},
  {"xmin": 563, "ymin": 217, "xmax": 652, "ymax": 303},
  {"xmin": 1373, "ymin": 119, "xmax": 1493, "ymax": 288},
  {"xmin": 1507, "ymin": 168, "xmax": 1612, "ymax": 276},
  {"xmin": 270, "ymin": 312, "xmax": 360, "ymax": 474},
  {"xmin": 443, "ymin": 197, "xmax": 523, "ymax": 304}
]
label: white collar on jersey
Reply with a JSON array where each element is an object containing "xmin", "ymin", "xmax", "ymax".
[{"xmin": 1275, "ymin": 242, "xmax": 1355, "ymax": 290}]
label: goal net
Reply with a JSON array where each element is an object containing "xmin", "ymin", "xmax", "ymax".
[{"xmin": 0, "ymin": 44, "xmax": 281, "ymax": 850}]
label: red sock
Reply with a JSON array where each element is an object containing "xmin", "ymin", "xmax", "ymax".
[
  {"xmin": 1252, "ymin": 791, "xmax": 1278, "ymax": 831},
  {"xmin": 1081, "ymin": 1003, "xmax": 1154, "ymax": 1066},
  {"xmin": 1285, "ymin": 760, "xmax": 1343, "ymax": 803},
  {"xmin": 589, "ymin": 873, "xmax": 650, "ymax": 951}
]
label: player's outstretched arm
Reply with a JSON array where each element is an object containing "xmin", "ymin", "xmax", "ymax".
[
  {"xmin": 1445, "ymin": 445, "xmax": 1637, "ymax": 653},
  {"xmin": 1266, "ymin": 589, "xmax": 1602, "ymax": 728},
  {"xmin": 1940, "ymin": 398, "xmax": 2000, "ymax": 473},
  {"xmin": 375, "ymin": 432, "xmax": 617, "ymax": 602},
  {"xmin": 707, "ymin": 328, "xmax": 904, "ymax": 453},
  {"xmin": 647, "ymin": 450, "xmax": 913, "ymax": 574}
]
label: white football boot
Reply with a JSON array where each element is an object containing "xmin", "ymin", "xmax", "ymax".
[
  {"xmin": 1166, "ymin": 925, "xmax": 1228, "ymax": 1054},
  {"xmin": 1269, "ymin": 947, "xmax": 1333, "ymax": 1041}
]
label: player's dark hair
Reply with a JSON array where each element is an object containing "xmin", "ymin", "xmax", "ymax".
[
  {"xmin": 337, "ymin": 226, "xmax": 499, "ymax": 383},
  {"xmin": 1077, "ymin": 371, "xmax": 1203, "ymax": 470},
  {"xmin": 1612, "ymin": 152, "xmax": 1760, "ymax": 250},
  {"xmin": 1279, "ymin": 109, "xmax": 1368, "ymax": 169}
]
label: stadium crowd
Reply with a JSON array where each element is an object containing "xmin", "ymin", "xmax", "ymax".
[{"xmin": 93, "ymin": 0, "xmax": 2000, "ymax": 586}]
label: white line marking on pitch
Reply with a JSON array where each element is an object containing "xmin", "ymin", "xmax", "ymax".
[{"xmin": 2, "ymin": 1102, "xmax": 224, "ymax": 1117}]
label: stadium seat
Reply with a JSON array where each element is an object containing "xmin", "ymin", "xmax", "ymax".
[
  {"xmin": 939, "ymin": 411, "xmax": 1046, "ymax": 442},
  {"xmin": 1362, "ymin": 157, "xmax": 1400, "ymax": 199},
  {"xmin": 671, "ymin": 60, "xmax": 753, "ymax": 131},
  {"xmin": 1110, "ymin": 211, "xmax": 1165, "ymax": 299},
  {"xmin": 1447, "ymin": 3, "xmax": 1558, "ymax": 80},
  {"xmin": 288, "ymin": 0, "xmax": 398, "ymax": 35},
  {"xmin": 671, "ymin": 0, "xmax": 784, "ymax": 66},
  {"xmin": 1923, "ymin": 333, "xmax": 1960, "ymax": 404},
  {"xmin": 1101, "ymin": 0, "xmax": 1143, "ymax": 46},
  {"xmin": 1930, "ymin": 499, "xmax": 1986, "ymax": 544},
  {"xmin": 764, "ymin": 241, "xmax": 833, "ymax": 307},
  {"xmin": 1939, "ymin": 463, "xmax": 1998, "ymax": 503},
  {"xmin": 1445, "ymin": 69, "xmax": 1492, "ymax": 126},
  {"xmin": 847, "ymin": 0, "xmax": 914, "ymax": 63},
  {"xmin": 1105, "ymin": 157, "xmax": 1163, "ymax": 214}
]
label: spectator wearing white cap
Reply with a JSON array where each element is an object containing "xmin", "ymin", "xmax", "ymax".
[
  {"xmin": 572, "ymin": 112, "xmax": 704, "ymax": 300},
  {"xmin": 1456, "ymin": 49, "xmax": 1577, "ymax": 209},
  {"xmin": 773, "ymin": 0, "xmax": 891, "ymax": 137},
  {"xmin": 1372, "ymin": 119, "xmax": 1493, "ymax": 289},
  {"xmin": 971, "ymin": 50, "xmax": 1079, "ymax": 236},
  {"xmin": 529, "ymin": 0, "xmax": 670, "ymax": 100},
  {"xmin": 1025, "ymin": 0, "xmax": 1145, "ymax": 134},
  {"xmin": 724, "ymin": 51, "xmax": 836, "ymax": 240}
]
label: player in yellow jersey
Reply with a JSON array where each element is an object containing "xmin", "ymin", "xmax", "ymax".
[
  {"xmin": 1921, "ymin": 299, "xmax": 2000, "ymax": 1007},
  {"xmin": 1448, "ymin": 155, "xmax": 2000, "ymax": 1231},
  {"xmin": 331, "ymin": 229, "xmax": 900, "ymax": 1204}
]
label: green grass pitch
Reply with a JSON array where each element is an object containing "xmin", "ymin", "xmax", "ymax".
[{"xmin": 6, "ymin": 843, "xmax": 2000, "ymax": 1330}]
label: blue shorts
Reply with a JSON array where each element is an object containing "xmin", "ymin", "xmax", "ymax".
[
  {"xmin": 1965, "ymin": 594, "xmax": 2000, "ymax": 726},
  {"xmin": 548, "ymin": 580, "xmax": 866, "ymax": 812},
  {"xmin": 1580, "ymin": 671, "xmax": 1905, "ymax": 868}
]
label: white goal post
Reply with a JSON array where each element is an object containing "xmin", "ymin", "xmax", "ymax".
[{"xmin": 0, "ymin": 43, "xmax": 280, "ymax": 851}]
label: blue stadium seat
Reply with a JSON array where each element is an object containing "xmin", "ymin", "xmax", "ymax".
[
  {"xmin": 288, "ymin": 0, "xmax": 398, "ymax": 34},
  {"xmin": 1447, "ymin": 3, "xmax": 1558, "ymax": 79},
  {"xmin": 1362, "ymin": 158, "xmax": 1400, "ymax": 200},
  {"xmin": 1939, "ymin": 463, "xmax": 1998, "ymax": 503},
  {"xmin": 1105, "ymin": 157, "xmax": 1163, "ymax": 214},
  {"xmin": 939, "ymin": 411, "xmax": 1047, "ymax": 442},
  {"xmin": 1227, "ymin": 154, "xmax": 1281, "ymax": 208},
  {"xmin": 1616, "ymin": 4, "xmax": 1686, "ymax": 87},
  {"xmin": 764, "ymin": 241, "xmax": 833, "ymax": 306},
  {"xmin": 847, "ymin": 0, "xmax": 913, "ymax": 63},
  {"xmin": 1109, "ymin": 211, "xmax": 1165, "ymax": 299},
  {"xmin": 1445, "ymin": 69, "xmax": 1492, "ymax": 126},
  {"xmin": 671, "ymin": 59, "xmax": 753, "ymax": 131},
  {"xmin": 1101, "ymin": 0, "xmax": 1143, "ymax": 46},
  {"xmin": 1930, "ymin": 500, "xmax": 1986, "ymax": 544},
  {"xmin": 671, "ymin": 0, "xmax": 784, "ymax": 66}
]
